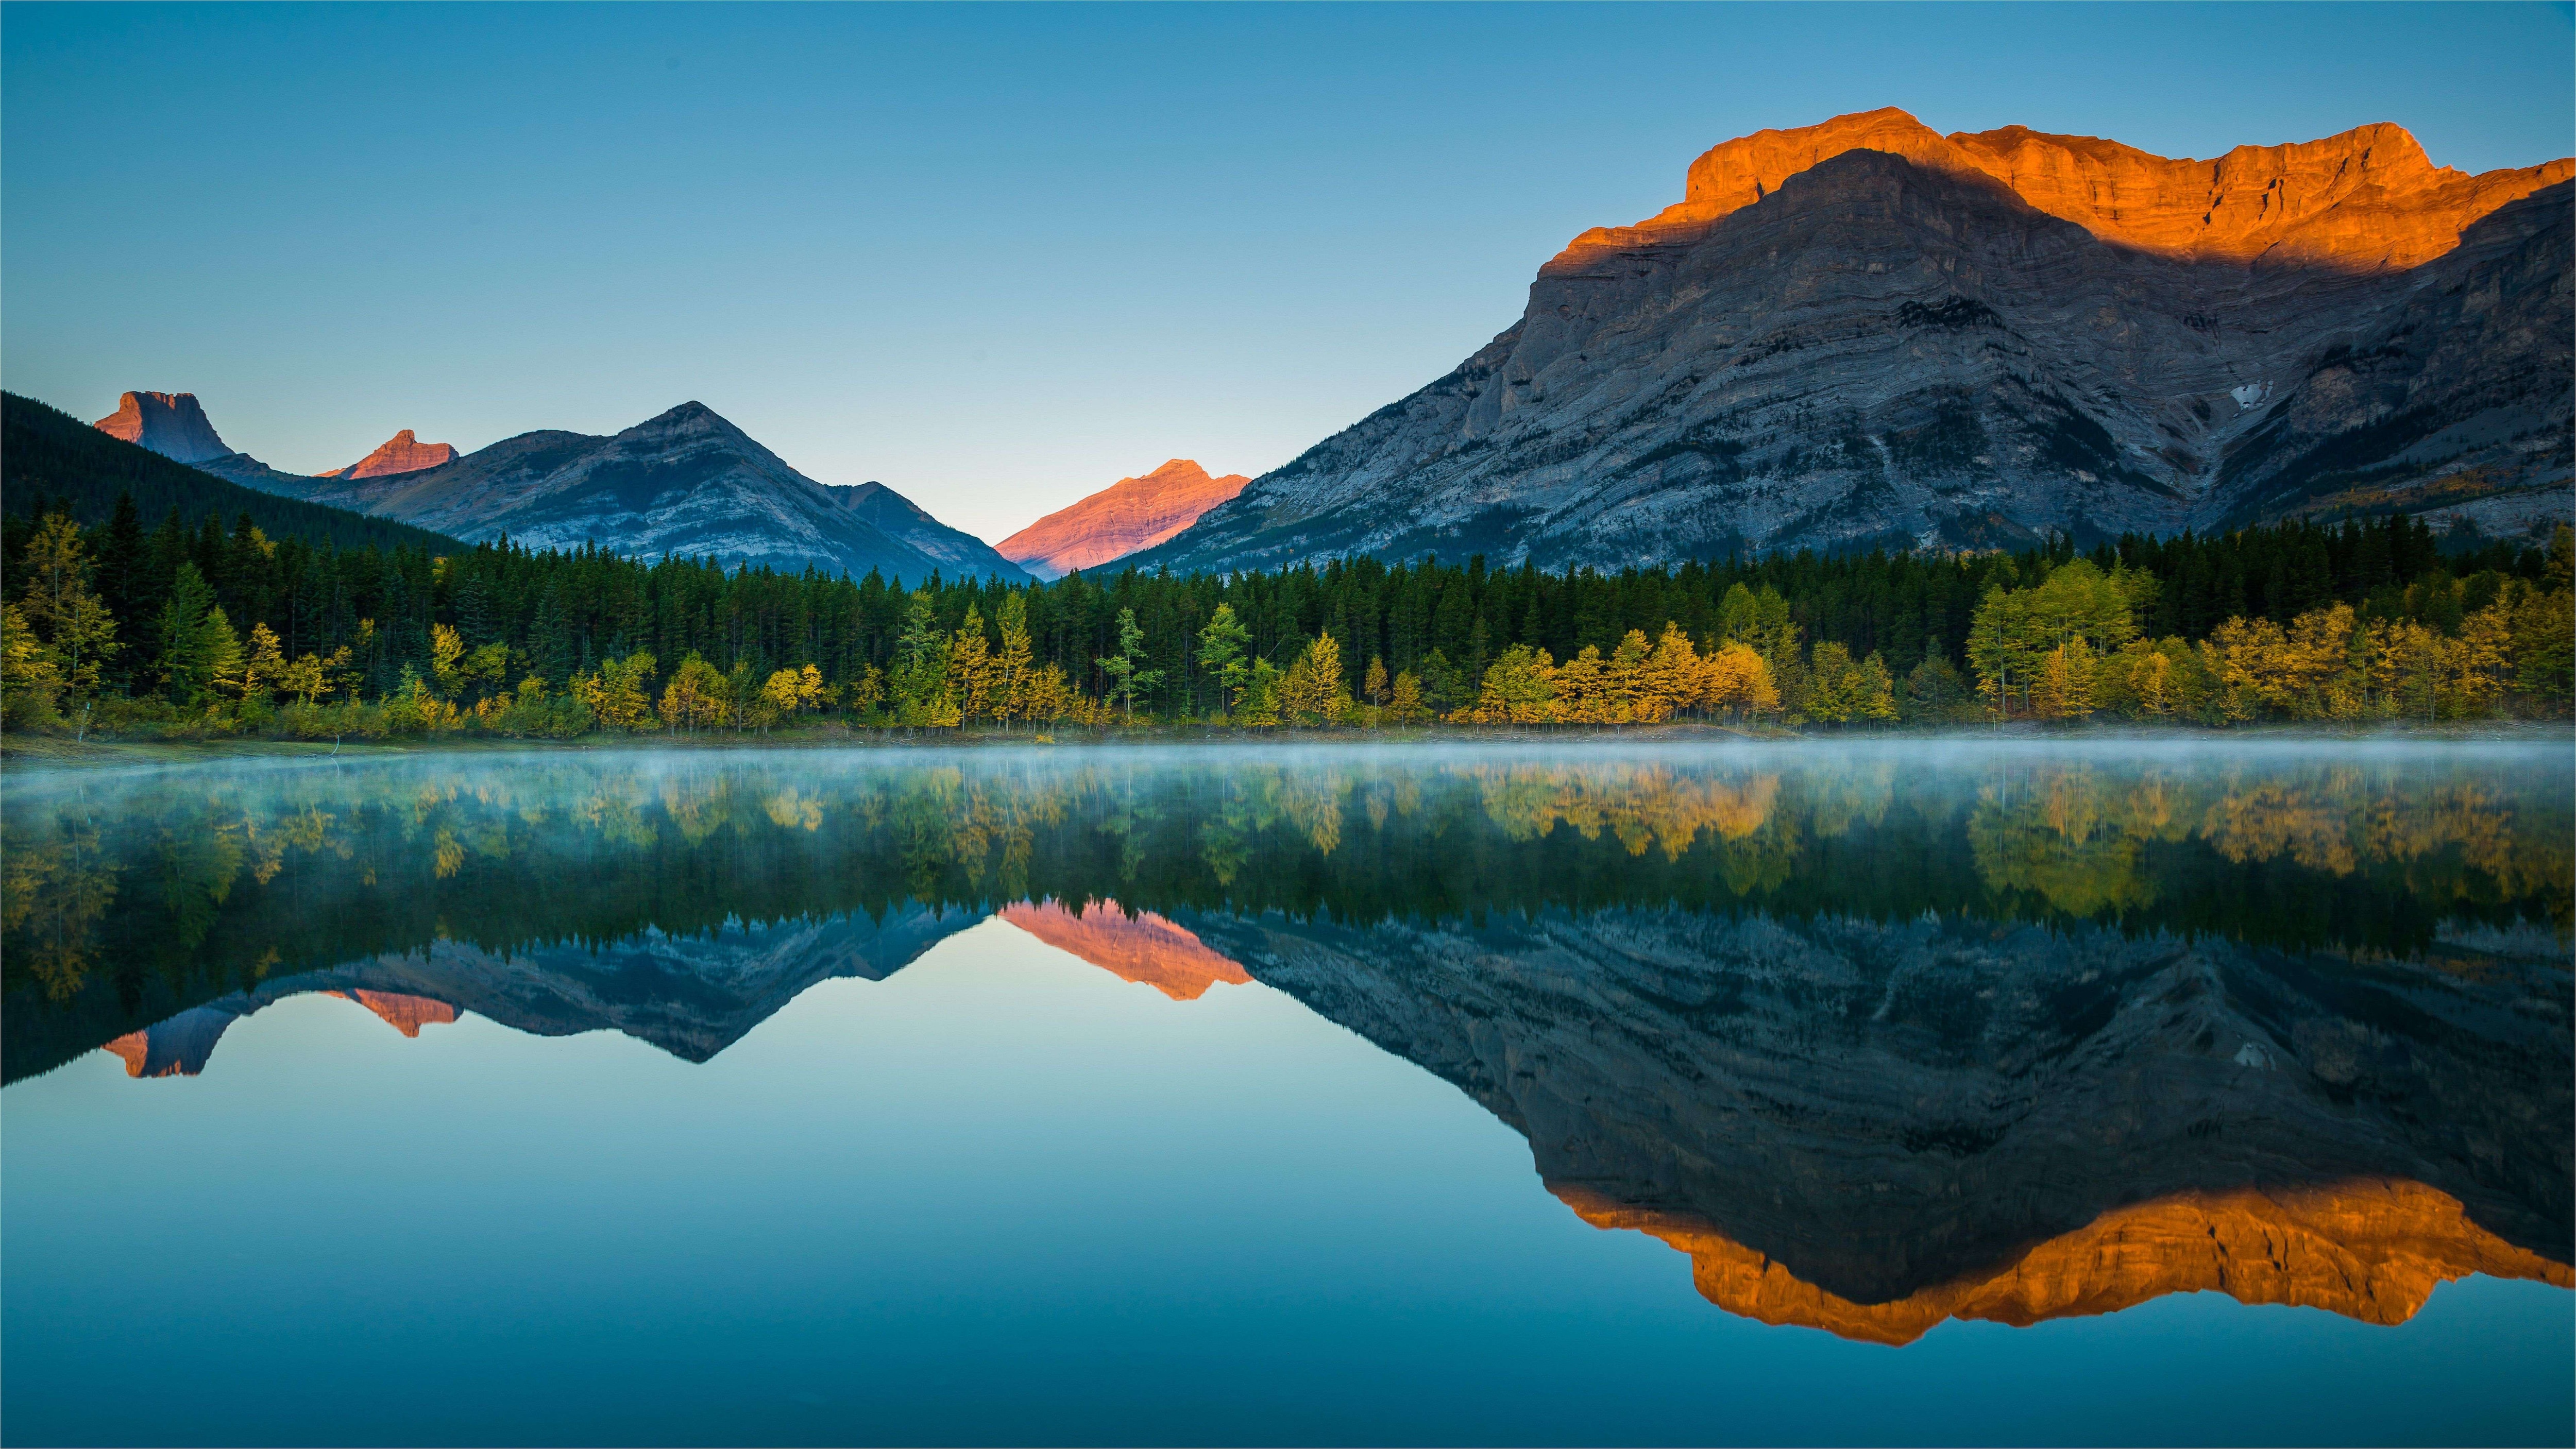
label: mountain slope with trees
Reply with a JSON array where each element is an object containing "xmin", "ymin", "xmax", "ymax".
[{"xmin": 6, "ymin": 393, "xmax": 461, "ymax": 554}]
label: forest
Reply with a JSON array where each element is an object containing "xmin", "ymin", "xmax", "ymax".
[{"xmin": 2, "ymin": 467, "xmax": 2569, "ymax": 740}]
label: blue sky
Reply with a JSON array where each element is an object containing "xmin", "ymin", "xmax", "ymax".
[{"xmin": 5, "ymin": 2, "xmax": 2570, "ymax": 541}]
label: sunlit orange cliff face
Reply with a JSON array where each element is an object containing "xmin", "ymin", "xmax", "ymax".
[
  {"xmin": 1551, "ymin": 107, "xmax": 2574, "ymax": 275},
  {"xmin": 998, "ymin": 898, "xmax": 1251, "ymax": 1000},
  {"xmin": 318, "ymin": 430, "xmax": 458, "ymax": 481},
  {"xmin": 1554, "ymin": 1178, "xmax": 2575, "ymax": 1345},
  {"xmin": 997, "ymin": 461, "xmax": 1250, "ymax": 581}
]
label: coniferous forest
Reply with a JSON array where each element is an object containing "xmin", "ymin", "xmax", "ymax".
[{"xmin": 4, "ymin": 388, "xmax": 2569, "ymax": 741}]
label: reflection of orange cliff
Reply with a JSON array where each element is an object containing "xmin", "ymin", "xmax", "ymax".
[
  {"xmin": 1555, "ymin": 1178, "xmax": 2574, "ymax": 1345},
  {"xmin": 327, "ymin": 990, "xmax": 461, "ymax": 1037},
  {"xmin": 999, "ymin": 898, "xmax": 1251, "ymax": 1000},
  {"xmin": 104, "ymin": 1032, "xmax": 177, "ymax": 1077},
  {"xmin": 100, "ymin": 991, "xmax": 459, "ymax": 1077}
]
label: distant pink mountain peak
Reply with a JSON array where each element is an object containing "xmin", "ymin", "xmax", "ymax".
[
  {"xmin": 319, "ymin": 429, "xmax": 458, "ymax": 481},
  {"xmin": 92, "ymin": 390, "xmax": 232, "ymax": 464},
  {"xmin": 997, "ymin": 458, "xmax": 1249, "ymax": 580}
]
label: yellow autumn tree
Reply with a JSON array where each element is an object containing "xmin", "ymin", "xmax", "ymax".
[
  {"xmin": 1460, "ymin": 644, "xmax": 1558, "ymax": 724},
  {"xmin": 1636, "ymin": 623, "xmax": 1701, "ymax": 722},
  {"xmin": 1701, "ymin": 642, "xmax": 1779, "ymax": 721}
]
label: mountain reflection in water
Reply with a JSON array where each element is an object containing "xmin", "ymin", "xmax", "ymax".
[{"xmin": 6, "ymin": 742, "xmax": 2568, "ymax": 1345}]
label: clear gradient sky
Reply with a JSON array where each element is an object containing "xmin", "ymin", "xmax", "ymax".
[{"xmin": 5, "ymin": 2, "xmax": 2570, "ymax": 542}]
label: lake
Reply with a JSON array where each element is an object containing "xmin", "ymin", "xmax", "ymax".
[{"xmin": 4, "ymin": 739, "xmax": 2570, "ymax": 1447}]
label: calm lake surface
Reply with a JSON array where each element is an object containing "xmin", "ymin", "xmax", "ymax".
[{"xmin": 4, "ymin": 739, "xmax": 2570, "ymax": 1447}]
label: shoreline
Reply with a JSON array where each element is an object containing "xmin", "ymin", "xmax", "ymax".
[{"xmin": 4, "ymin": 719, "xmax": 2569, "ymax": 775}]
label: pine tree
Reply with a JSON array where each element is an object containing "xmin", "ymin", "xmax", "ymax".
[
  {"xmin": 1197, "ymin": 602, "xmax": 1252, "ymax": 717},
  {"xmin": 994, "ymin": 592, "xmax": 1035, "ymax": 725},
  {"xmin": 1095, "ymin": 607, "xmax": 1161, "ymax": 724}
]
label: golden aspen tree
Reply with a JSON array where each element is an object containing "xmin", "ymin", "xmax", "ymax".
[
  {"xmin": 1606, "ymin": 629, "xmax": 1651, "ymax": 724},
  {"xmin": 1554, "ymin": 645, "xmax": 1609, "ymax": 723},
  {"xmin": 1639, "ymin": 623, "xmax": 1701, "ymax": 722}
]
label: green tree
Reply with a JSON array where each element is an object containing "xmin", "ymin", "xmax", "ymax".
[
  {"xmin": 1096, "ymin": 607, "xmax": 1162, "ymax": 724},
  {"xmin": 153, "ymin": 563, "xmax": 239, "ymax": 708},
  {"xmin": 994, "ymin": 592, "xmax": 1035, "ymax": 724},
  {"xmin": 12, "ymin": 512, "xmax": 119, "ymax": 706},
  {"xmin": 1197, "ymin": 602, "xmax": 1252, "ymax": 717}
]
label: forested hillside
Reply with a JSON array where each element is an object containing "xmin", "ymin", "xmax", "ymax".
[{"xmin": 4, "ymin": 393, "xmax": 460, "ymax": 555}]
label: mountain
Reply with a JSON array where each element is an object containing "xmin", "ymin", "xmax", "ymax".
[
  {"xmin": 255, "ymin": 402, "xmax": 1030, "ymax": 584},
  {"xmin": 92, "ymin": 390, "xmax": 231, "ymax": 464},
  {"xmin": 5, "ymin": 392, "xmax": 460, "ymax": 553},
  {"xmin": 998, "ymin": 459, "xmax": 1251, "ymax": 579},
  {"xmin": 317, "ymin": 429, "xmax": 457, "ymax": 480},
  {"xmin": 1132, "ymin": 110, "xmax": 2574, "ymax": 573},
  {"xmin": 89, "ymin": 904, "xmax": 984, "ymax": 1075},
  {"xmin": 1182, "ymin": 903, "xmax": 2573, "ymax": 1335},
  {"xmin": 822, "ymin": 480, "xmax": 1035, "ymax": 582},
  {"xmin": 89, "ymin": 389, "xmax": 320, "ymax": 492}
]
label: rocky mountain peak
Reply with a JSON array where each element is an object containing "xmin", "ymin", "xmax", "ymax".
[
  {"xmin": 91, "ymin": 390, "xmax": 232, "ymax": 464},
  {"xmin": 998, "ymin": 458, "xmax": 1251, "ymax": 580},
  {"xmin": 637, "ymin": 400, "xmax": 730, "ymax": 432},
  {"xmin": 320, "ymin": 429, "xmax": 458, "ymax": 481},
  {"xmin": 1137, "ymin": 109, "xmax": 2570, "ymax": 575},
  {"xmin": 1555, "ymin": 108, "xmax": 2572, "ymax": 274}
]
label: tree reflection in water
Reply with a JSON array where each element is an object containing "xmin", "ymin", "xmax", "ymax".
[{"xmin": 6, "ymin": 742, "xmax": 2567, "ymax": 1339}]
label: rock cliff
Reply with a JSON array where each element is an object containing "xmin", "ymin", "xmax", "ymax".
[
  {"xmin": 998, "ymin": 459, "xmax": 1251, "ymax": 579},
  {"xmin": 317, "ymin": 430, "xmax": 457, "ymax": 480},
  {"xmin": 1134, "ymin": 112, "xmax": 2573, "ymax": 572},
  {"xmin": 91, "ymin": 391, "xmax": 234, "ymax": 465}
]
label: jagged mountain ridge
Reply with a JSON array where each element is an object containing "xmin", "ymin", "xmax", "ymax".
[
  {"xmin": 91, "ymin": 394, "xmax": 1023, "ymax": 584},
  {"xmin": 1132, "ymin": 111, "xmax": 2573, "ymax": 573},
  {"xmin": 998, "ymin": 459, "xmax": 1251, "ymax": 579},
  {"xmin": 258, "ymin": 401, "xmax": 1029, "ymax": 584},
  {"xmin": 90, "ymin": 903, "xmax": 986, "ymax": 1076}
]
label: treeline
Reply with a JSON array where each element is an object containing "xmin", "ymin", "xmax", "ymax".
[{"xmin": 2, "ymin": 471, "xmax": 2568, "ymax": 739}]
